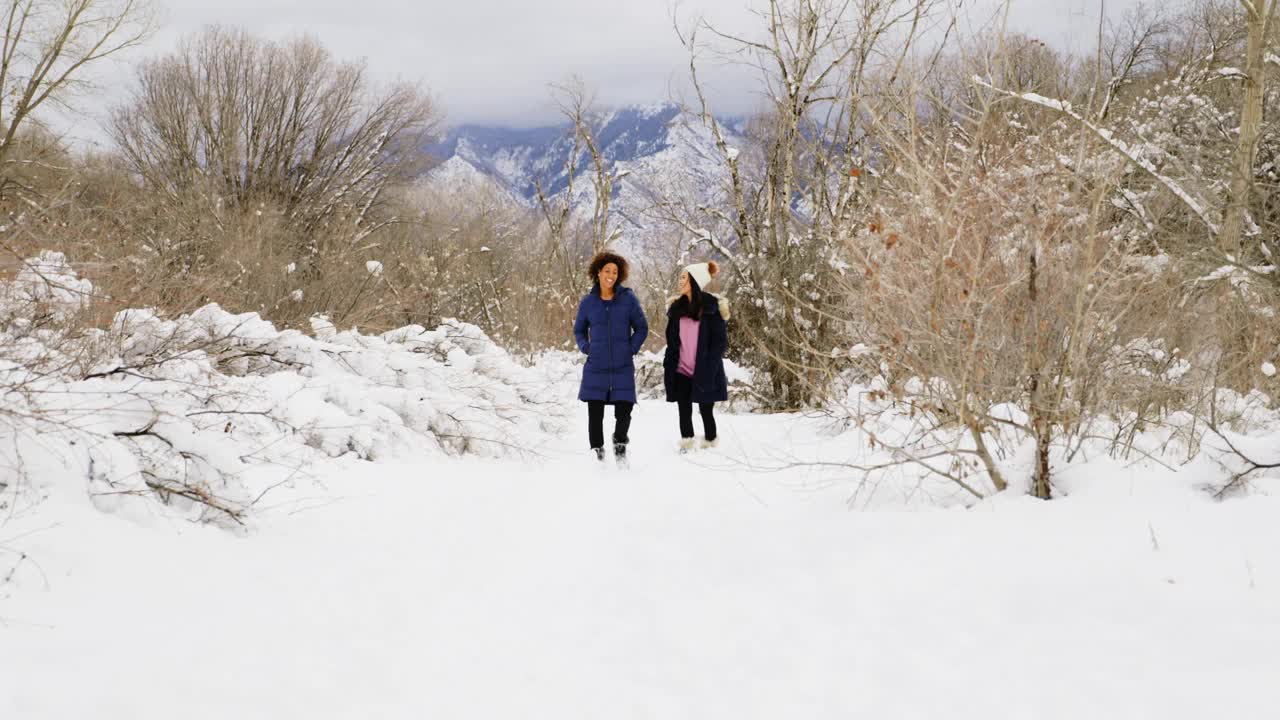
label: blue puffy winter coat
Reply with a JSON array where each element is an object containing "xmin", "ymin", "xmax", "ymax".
[{"xmin": 574, "ymin": 284, "xmax": 649, "ymax": 403}]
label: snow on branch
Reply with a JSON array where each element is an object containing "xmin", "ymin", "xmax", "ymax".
[
  {"xmin": 972, "ymin": 76, "xmax": 1221, "ymax": 236},
  {"xmin": 688, "ymin": 225, "xmax": 743, "ymax": 271}
]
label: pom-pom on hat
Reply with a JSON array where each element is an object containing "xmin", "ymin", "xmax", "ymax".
[{"xmin": 684, "ymin": 260, "xmax": 719, "ymax": 290}]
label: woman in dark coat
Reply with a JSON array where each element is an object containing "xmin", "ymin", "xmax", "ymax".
[
  {"xmin": 663, "ymin": 261, "xmax": 729, "ymax": 452},
  {"xmin": 574, "ymin": 251, "xmax": 649, "ymax": 463}
]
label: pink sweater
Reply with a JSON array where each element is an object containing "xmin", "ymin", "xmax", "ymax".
[{"xmin": 677, "ymin": 317, "xmax": 700, "ymax": 377}]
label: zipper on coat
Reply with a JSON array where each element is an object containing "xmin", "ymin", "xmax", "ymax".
[{"xmin": 606, "ymin": 301, "xmax": 613, "ymax": 395}]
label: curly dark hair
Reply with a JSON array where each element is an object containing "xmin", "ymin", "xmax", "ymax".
[{"xmin": 586, "ymin": 251, "xmax": 630, "ymax": 285}]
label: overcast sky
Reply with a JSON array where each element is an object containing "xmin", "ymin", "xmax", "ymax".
[{"xmin": 63, "ymin": 0, "xmax": 1142, "ymax": 146}]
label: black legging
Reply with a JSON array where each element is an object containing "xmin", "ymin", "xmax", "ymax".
[
  {"xmin": 678, "ymin": 399, "xmax": 716, "ymax": 441},
  {"xmin": 588, "ymin": 401, "xmax": 633, "ymax": 449},
  {"xmin": 671, "ymin": 372, "xmax": 717, "ymax": 440}
]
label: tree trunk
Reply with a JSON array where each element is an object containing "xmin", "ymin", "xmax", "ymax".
[
  {"xmin": 1027, "ymin": 247, "xmax": 1053, "ymax": 499},
  {"xmin": 1032, "ymin": 424, "xmax": 1053, "ymax": 500},
  {"xmin": 1221, "ymin": 0, "xmax": 1274, "ymax": 255}
]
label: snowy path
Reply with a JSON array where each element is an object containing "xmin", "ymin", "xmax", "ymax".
[{"xmin": 3, "ymin": 402, "xmax": 1280, "ymax": 719}]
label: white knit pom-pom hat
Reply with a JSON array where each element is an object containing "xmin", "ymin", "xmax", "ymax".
[{"xmin": 684, "ymin": 260, "xmax": 719, "ymax": 290}]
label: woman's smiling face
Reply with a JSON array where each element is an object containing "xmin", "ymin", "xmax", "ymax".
[{"xmin": 599, "ymin": 262, "xmax": 619, "ymax": 290}]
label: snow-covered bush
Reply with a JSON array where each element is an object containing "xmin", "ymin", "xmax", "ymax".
[
  {"xmin": 0, "ymin": 254, "xmax": 569, "ymax": 529},
  {"xmin": 0, "ymin": 251, "xmax": 94, "ymax": 321},
  {"xmin": 833, "ymin": 78, "xmax": 1209, "ymax": 500}
]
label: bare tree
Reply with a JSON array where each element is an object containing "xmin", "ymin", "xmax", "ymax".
[
  {"xmin": 669, "ymin": 0, "xmax": 941, "ymax": 407},
  {"xmin": 1094, "ymin": 3, "xmax": 1169, "ymax": 121},
  {"xmin": 534, "ymin": 76, "xmax": 622, "ymax": 266},
  {"xmin": 110, "ymin": 27, "xmax": 440, "ymax": 256},
  {"xmin": 1220, "ymin": 0, "xmax": 1279, "ymax": 255},
  {"xmin": 844, "ymin": 56, "xmax": 1195, "ymax": 499},
  {"xmin": 984, "ymin": 0, "xmax": 1278, "ymax": 265},
  {"xmin": 975, "ymin": 0, "xmax": 1280, "ymax": 400},
  {"xmin": 0, "ymin": 0, "xmax": 156, "ymax": 198}
]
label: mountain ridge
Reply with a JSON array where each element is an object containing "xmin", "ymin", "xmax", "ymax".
[{"xmin": 421, "ymin": 102, "xmax": 745, "ymax": 258}]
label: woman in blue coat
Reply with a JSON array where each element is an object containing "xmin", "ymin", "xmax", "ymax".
[
  {"xmin": 663, "ymin": 261, "xmax": 729, "ymax": 452},
  {"xmin": 574, "ymin": 251, "xmax": 649, "ymax": 463}
]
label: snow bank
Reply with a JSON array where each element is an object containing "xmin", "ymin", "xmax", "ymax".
[
  {"xmin": 819, "ymin": 371, "xmax": 1280, "ymax": 506},
  {"xmin": 0, "ymin": 255, "xmax": 568, "ymax": 528}
]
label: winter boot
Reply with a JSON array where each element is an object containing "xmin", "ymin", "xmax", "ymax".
[
  {"xmin": 613, "ymin": 441, "xmax": 629, "ymax": 469},
  {"xmin": 678, "ymin": 437, "xmax": 695, "ymax": 454},
  {"xmin": 592, "ymin": 447, "xmax": 606, "ymax": 462},
  {"xmin": 699, "ymin": 437, "xmax": 719, "ymax": 450}
]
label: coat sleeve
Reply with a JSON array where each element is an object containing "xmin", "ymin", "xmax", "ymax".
[
  {"xmin": 573, "ymin": 297, "xmax": 590, "ymax": 354},
  {"xmin": 629, "ymin": 295, "xmax": 649, "ymax": 355},
  {"xmin": 709, "ymin": 309, "xmax": 728, "ymax": 358}
]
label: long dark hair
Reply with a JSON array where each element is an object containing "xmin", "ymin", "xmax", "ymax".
[{"xmin": 673, "ymin": 274, "xmax": 705, "ymax": 319}]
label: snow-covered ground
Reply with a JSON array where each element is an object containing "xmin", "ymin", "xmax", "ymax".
[
  {"xmin": 3, "ymin": 255, "xmax": 1279, "ymax": 718},
  {"xmin": 4, "ymin": 397, "xmax": 1280, "ymax": 719}
]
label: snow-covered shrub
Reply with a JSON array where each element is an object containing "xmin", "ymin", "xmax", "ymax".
[
  {"xmin": 0, "ymin": 251, "xmax": 94, "ymax": 322},
  {"xmin": 837, "ymin": 87, "xmax": 1198, "ymax": 500},
  {"xmin": 0, "ymin": 254, "xmax": 569, "ymax": 528}
]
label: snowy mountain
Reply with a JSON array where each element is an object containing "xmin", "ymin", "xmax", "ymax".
[
  {"xmin": 423, "ymin": 103, "xmax": 744, "ymax": 259},
  {"xmin": 410, "ymin": 155, "xmax": 530, "ymax": 211}
]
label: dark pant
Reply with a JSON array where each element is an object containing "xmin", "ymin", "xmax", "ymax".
[
  {"xmin": 672, "ymin": 373, "xmax": 717, "ymax": 440},
  {"xmin": 588, "ymin": 401, "xmax": 633, "ymax": 449}
]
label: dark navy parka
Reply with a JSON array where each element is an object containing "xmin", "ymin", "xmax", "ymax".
[
  {"xmin": 663, "ymin": 294, "xmax": 729, "ymax": 404},
  {"xmin": 574, "ymin": 284, "xmax": 648, "ymax": 403}
]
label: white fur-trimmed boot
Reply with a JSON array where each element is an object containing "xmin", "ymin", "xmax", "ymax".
[
  {"xmin": 699, "ymin": 437, "xmax": 719, "ymax": 450},
  {"xmin": 678, "ymin": 437, "xmax": 695, "ymax": 454}
]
